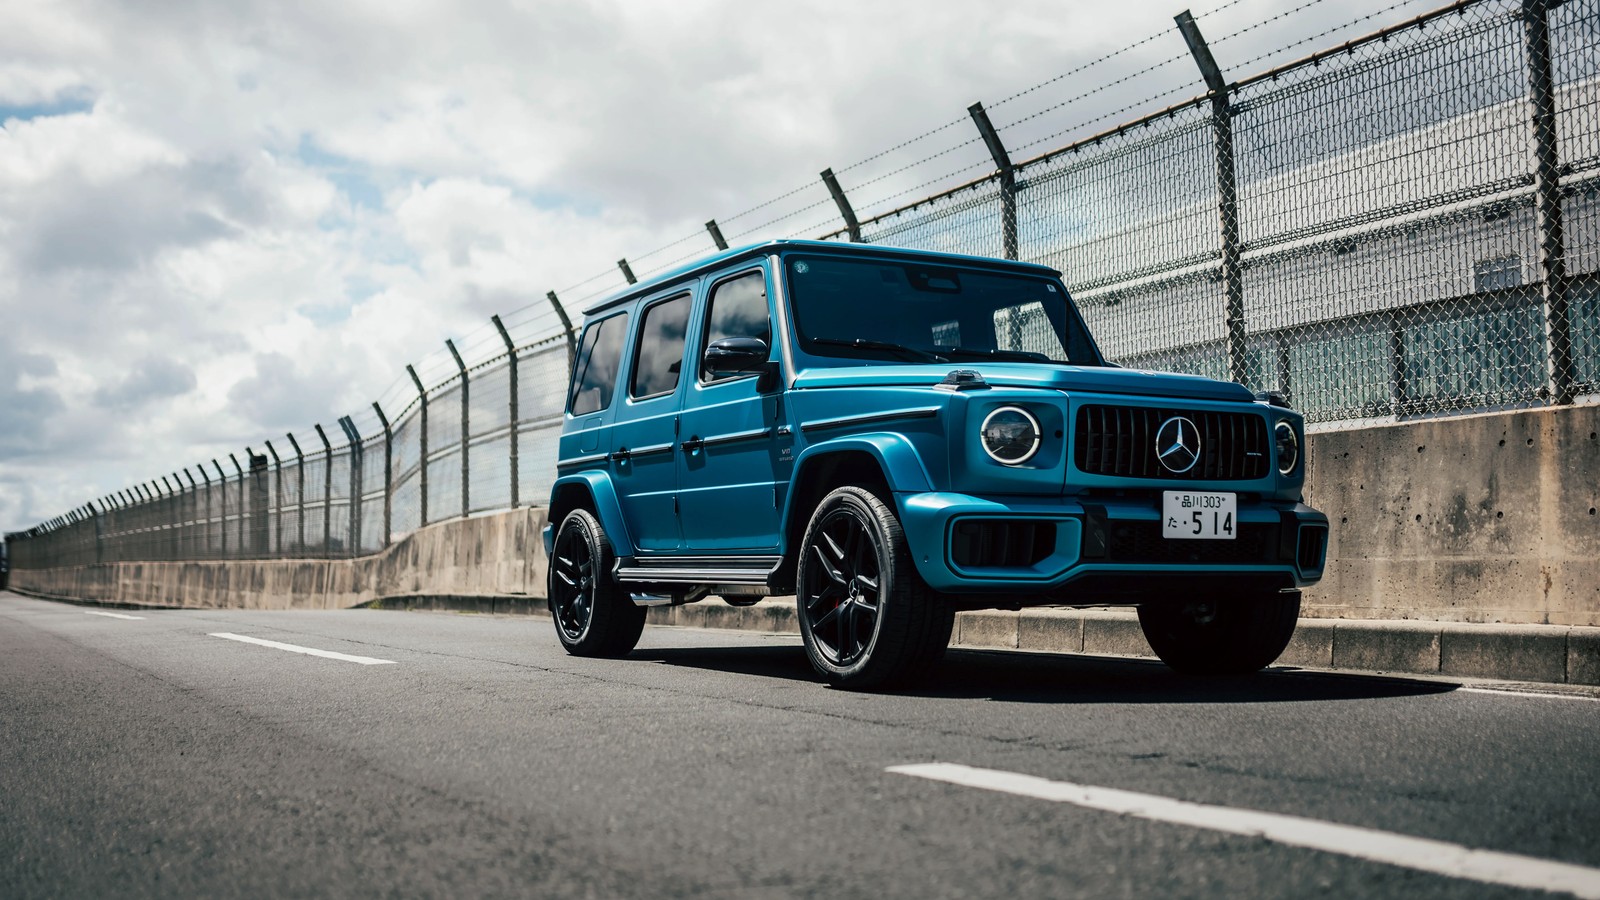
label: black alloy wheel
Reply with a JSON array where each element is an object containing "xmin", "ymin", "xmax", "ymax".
[
  {"xmin": 804, "ymin": 502, "xmax": 882, "ymax": 668},
  {"xmin": 796, "ymin": 487, "xmax": 952, "ymax": 689},
  {"xmin": 548, "ymin": 509, "xmax": 646, "ymax": 657}
]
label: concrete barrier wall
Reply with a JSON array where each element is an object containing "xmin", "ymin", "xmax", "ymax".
[
  {"xmin": 12, "ymin": 508, "xmax": 549, "ymax": 611},
  {"xmin": 13, "ymin": 406, "xmax": 1598, "ymax": 627},
  {"xmin": 1304, "ymin": 404, "xmax": 1599, "ymax": 627}
]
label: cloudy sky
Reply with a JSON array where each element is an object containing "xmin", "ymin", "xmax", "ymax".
[{"xmin": 0, "ymin": 0, "xmax": 1436, "ymax": 534}]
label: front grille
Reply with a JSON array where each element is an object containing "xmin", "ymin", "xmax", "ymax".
[
  {"xmin": 1075, "ymin": 405, "xmax": 1270, "ymax": 480},
  {"xmin": 951, "ymin": 519, "xmax": 1055, "ymax": 569},
  {"xmin": 1101, "ymin": 520, "xmax": 1278, "ymax": 565}
]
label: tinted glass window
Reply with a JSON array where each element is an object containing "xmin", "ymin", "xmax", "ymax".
[
  {"xmin": 568, "ymin": 312, "xmax": 629, "ymax": 415},
  {"xmin": 630, "ymin": 293, "xmax": 691, "ymax": 399},
  {"xmin": 701, "ymin": 270, "xmax": 771, "ymax": 382},
  {"xmin": 785, "ymin": 255, "xmax": 1101, "ymax": 366}
]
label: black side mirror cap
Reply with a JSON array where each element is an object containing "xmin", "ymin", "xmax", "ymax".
[
  {"xmin": 1255, "ymin": 390, "xmax": 1293, "ymax": 409},
  {"xmin": 704, "ymin": 337, "xmax": 770, "ymax": 373}
]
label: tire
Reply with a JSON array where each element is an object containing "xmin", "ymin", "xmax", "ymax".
[
  {"xmin": 1137, "ymin": 590, "xmax": 1301, "ymax": 675},
  {"xmin": 547, "ymin": 509, "xmax": 647, "ymax": 658},
  {"xmin": 795, "ymin": 487, "xmax": 951, "ymax": 689}
]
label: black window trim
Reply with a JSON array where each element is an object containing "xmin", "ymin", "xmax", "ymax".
[
  {"xmin": 566, "ymin": 309, "xmax": 631, "ymax": 417},
  {"xmin": 697, "ymin": 266, "xmax": 772, "ymax": 387},
  {"xmin": 627, "ymin": 289, "xmax": 695, "ymax": 403}
]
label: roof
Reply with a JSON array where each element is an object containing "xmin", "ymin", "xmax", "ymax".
[{"xmin": 580, "ymin": 239, "xmax": 1063, "ymax": 317}]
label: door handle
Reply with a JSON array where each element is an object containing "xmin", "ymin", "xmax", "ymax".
[
  {"xmin": 680, "ymin": 437, "xmax": 704, "ymax": 453},
  {"xmin": 609, "ymin": 447, "xmax": 631, "ymax": 462}
]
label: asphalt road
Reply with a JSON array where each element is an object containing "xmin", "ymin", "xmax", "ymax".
[{"xmin": 3, "ymin": 590, "xmax": 1598, "ymax": 899}]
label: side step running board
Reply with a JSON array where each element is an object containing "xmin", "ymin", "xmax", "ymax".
[{"xmin": 614, "ymin": 555, "xmax": 782, "ymax": 586}]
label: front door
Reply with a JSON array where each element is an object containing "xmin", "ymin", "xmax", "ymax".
[{"xmin": 677, "ymin": 266, "xmax": 785, "ymax": 551}]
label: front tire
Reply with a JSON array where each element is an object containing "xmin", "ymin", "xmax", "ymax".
[
  {"xmin": 548, "ymin": 509, "xmax": 646, "ymax": 658},
  {"xmin": 796, "ymin": 487, "xmax": 951, "ymax": 689},
  {"xmin": 1137, "ymin": 590, "xmax": 1301, "ymax": 675}
]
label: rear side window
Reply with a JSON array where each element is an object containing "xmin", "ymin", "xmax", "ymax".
[
  {"xmin": 700, "ymin": 270, "xmax": 771, "ymax": 383},
  {"xmin": 568, "ymin": 312, "xmax": 629, "ymax": 415},
  {"xmin": 630, "ymin": 293, "xmax": 692, "ymax": 400}
]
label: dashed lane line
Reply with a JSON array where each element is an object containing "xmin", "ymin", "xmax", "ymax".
[
  {"xmin": 1460, "ymin": 686, "xmax": 1600, "ymax": 703},
  {"xmin": 888, "ymin": 762, "xmax": 1600, "ymax": 899},
  {"xmin": 83, "ymin": 611, "xmax": 145, "ymax": 621},
  {"xmin": 209, "ymin": 632, "xmax": 396, "ymax": 665}
]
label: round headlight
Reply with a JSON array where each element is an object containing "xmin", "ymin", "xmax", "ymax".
[
  {"xmin": 980, "ymin": 406, "xmax": 1041, "ymax": 465},
  {"xmin": 1274, "ymin": 420, "xmax": 1300, "ymax": 475}
]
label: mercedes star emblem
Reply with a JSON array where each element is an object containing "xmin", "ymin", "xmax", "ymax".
[{"xmin": 1156, "ymin": 416, "xmax": 1201, "ymax": 474}]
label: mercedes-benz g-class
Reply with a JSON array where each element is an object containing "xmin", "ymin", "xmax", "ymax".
[{"xmin": 544, "ymin": 240, "xmax": 1328, "ymax": 688}]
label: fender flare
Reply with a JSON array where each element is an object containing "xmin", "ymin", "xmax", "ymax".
[
  {"xmin": 545, "ymin": 471, "xmax": 634, "ymax": 556},
  {"xmin": 783, "ymin": 432, "xmax": 933, "ymax": 530}
]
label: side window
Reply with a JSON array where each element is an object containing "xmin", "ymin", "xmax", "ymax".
[
  {"xmin": 567, "ymin": 312, "xmax": 629, "ymax": 416},
  {"xmin": 629, "ymin": 293, "xmax": 692, "ymax": 400},
  {"xmin": 700, "ymin": 270, "xmax": 771, "ymax": 383}
]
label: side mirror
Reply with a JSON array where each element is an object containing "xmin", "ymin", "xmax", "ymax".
[{"xmin": 703, "ymin": 336, "xmax": 770, "ymax": 374}]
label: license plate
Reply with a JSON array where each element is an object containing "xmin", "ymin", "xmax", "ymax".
[{"xmin": 1162, "ymin": 491, "xmax": 1237, "ymax": 540}]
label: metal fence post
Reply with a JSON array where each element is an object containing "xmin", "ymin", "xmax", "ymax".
[
  {"xmin": 706, "ymin": 220, "xmax": 729, "ymax": 251},
  {"xmin": 372, "ymin": 402, "xmax": 393, "ymax": 549},
  {"xmin": 162, "ymin": 475, "xmax": 177, "ymax": 560},
  {"xmin": 446, "ymin": 339, "xmax": 470, "ymax": 519},
  {"xmin": 246, "ymin": 449, "xmax": 270, "ymax": 557},
  {"xmin": 313, "ymin": 425, "xmax": 333, "ymax": 556},
  {"xmin": 491, "ymin": 315, "xmax": 520, "ymax": 508},
  {"xmin": 547, "ymin": 291, "xmax": 579, "ymax": 372},
  {"xmin": 821, "ymin": 168, "xmax": 862, "ymax": 242},
  {"xmin": 286, "ymin": 434, "xmax": 306, "ymax": 554},
  {"xmin": 229, "ymin": 454, "xmax": 245, "ymax": 559},
  {"xmin": 194, "ymin": 468, "xmax": 209, "ymax": 560},
  {"xmin": 212, "ymin": 460, "xmax": 228, "ymax": 559},
  {"xmin": 338, "ymin": 416, "xmax": 362, "ymax": 557},
  {"xmin": 263, "ymin": 444, "xmax": 282, "ymax": 557},
  {"xmin": 1176, "ymin": 10, "xmax": 1248, "ymax": 387},
  {"xmin": 1523, "ymin": 0, "xmax": 1574, "ymax": 405},
  {"xmin": 968, "ymin": 102, "xmax": 1018, "ymax": 260},
  {"xmin": 183, "ymin": 468, "xmax": 198, "ymax": 560},
  {"xmin": 407, "ymin": 365, "xmax": 429, "ymax": 526},
  {"xmin": 92, "ymin": 501, "xmax": 104, "ymax": 566}
]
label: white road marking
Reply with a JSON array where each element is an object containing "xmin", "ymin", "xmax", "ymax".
[
  {"xmin": 888, "ymin": 763, "xmax": 1600, "ymax": 899},
  {"xmin": 84, "ymin": 610, "xmax": 144, "ymax": 620},
  {"xmin": 1461, "ymin": 687, "xmax": 1600, "ymax": 703},
  {"xmin": 209, "ymin": 632, "xmax": 396, "ymax": 665}
]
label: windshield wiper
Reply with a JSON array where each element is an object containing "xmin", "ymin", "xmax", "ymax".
[
  {"xmin": 811, "ymin": 337, "xmax": 947, "ymax": 363},
  {"xmin": 940, "ymin": 346, "xmax": 1053, "ymax": 363}
]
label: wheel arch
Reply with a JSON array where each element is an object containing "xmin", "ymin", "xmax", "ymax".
[
  {"xmin": 773, "ymin": 435, "xmax": 932, "ymax": 590},
  {"xmin": 546, "ymin": 472, "xmax": 634, "ymax": 556}
]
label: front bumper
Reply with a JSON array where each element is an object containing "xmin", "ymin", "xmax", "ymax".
[{"xmin": 896, "ymin": 491, "xmax": 1329, "ymax": 601}]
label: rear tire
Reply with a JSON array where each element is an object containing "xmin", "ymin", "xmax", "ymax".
[
  {"xmin": 796, "ymin": 487, "xmax": 951, "ymax": 689},
  {"xmin": 548, "ymin": 509, "xmax": 646, "ymax": 658},
  {"xmin": 1137, "ymin": 590, "xmax": 1300, "ymax": 675}
]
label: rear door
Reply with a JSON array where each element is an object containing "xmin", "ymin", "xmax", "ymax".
[{"xmin": 609, "ymin": 288, "xmax": 694, "ymax": 552}]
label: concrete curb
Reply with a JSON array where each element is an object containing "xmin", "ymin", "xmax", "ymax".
[
  {"xmin": 12, "ymin": 587, "xmax": 1596, "ymax": 686},
  {"xmin": 640, "ymin": 599, "xmax": 1600, "ymax": 686}
]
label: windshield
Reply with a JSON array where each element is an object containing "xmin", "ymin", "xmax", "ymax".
[{"xmin": 784, "ymin": 254, "xmax": 1102, "ymax": 366}]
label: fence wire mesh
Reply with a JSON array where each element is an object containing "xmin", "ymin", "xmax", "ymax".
[{"xmin": 8, "ymin": 0, "xmax": 1596, "ymax": 570}]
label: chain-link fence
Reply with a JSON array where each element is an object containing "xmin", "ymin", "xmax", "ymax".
[{"xmin": 8, "ymin": 0, "xmax": 1596, "ymax": 569}]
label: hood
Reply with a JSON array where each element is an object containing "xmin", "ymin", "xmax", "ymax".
[{"xmin": 791, "ymin": 362, "xmax": 1256, "ymax": 403}]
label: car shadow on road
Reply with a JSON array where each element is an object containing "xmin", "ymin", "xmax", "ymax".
[{"xmin": 632, "ymin": 643, "xmax": 1460, "ymax": 704}]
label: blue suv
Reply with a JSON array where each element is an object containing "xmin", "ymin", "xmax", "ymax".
[{"xmin": 545, "ymin": 241, "xmax": 1328, "ymax": 688}]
